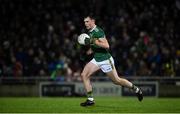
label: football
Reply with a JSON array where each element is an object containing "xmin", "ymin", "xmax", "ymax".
[{"xmin": 77, "ymin": 33, "xmax": 90, "ymax": 45}]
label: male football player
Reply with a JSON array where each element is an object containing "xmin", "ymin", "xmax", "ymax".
[{"xmin": 80, "ymin": 15, "xmax": 143, "ymax": 107}]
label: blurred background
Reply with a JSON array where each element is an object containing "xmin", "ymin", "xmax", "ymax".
[{"xmin": 0, "ymin": 0, "xmax": 180, "ymax": 97}]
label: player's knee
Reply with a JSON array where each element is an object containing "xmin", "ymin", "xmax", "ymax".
[
  {"xmin": 112, "ymin": 78, "xmax": 123, "ymax": 85},
  {"xmin": 112, "ymin": 79, "xmax": 119, "ymax": 85},
  {"xmin": 81, "ymin": 73, "xmax": 88, "ymax": 79},
  {"xmin": 80, "ymin": 73, "xmax": 85, "ymax": 78}
]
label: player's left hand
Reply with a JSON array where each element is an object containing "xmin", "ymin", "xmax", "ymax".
[{"xmin": 85, "ymin": 38, "xmax": 97, "ymax": 45}]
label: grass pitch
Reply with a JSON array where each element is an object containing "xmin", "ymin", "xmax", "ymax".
[{"xmin": 0, "ymin": 97, "xmax": 180, "ymax": 113}]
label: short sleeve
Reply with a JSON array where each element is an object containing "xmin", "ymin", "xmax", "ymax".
[{"xmin": 94, "ymin": 30, "xmax": 105, "ymax": 38}]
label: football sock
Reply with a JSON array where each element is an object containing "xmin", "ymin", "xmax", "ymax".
[
  {"xmin": 87, "ymin": 91, "xmax": 94, "ymax": 101},
  {"xmin": 132, "ymin": 84, "xmax": 139, "ymax": 93}
]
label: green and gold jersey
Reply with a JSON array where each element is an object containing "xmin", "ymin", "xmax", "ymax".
[{"xmin": 88, "ymin": 26, "xmax": 111, "ymax": 62}]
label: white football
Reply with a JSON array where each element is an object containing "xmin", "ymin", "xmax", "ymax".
[{"xmin": 78, "ymin": 33, "xmax": 90, "ymax": 45}]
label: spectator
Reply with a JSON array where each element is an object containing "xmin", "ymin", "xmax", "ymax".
[{"xmin": 0, "ymin": 0, "xmax": 179, "ymax": 79}]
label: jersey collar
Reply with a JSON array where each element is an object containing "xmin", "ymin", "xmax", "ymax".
[{"xmin": 89, "ymin": 25, "xmax": 97, "ymax": 32}]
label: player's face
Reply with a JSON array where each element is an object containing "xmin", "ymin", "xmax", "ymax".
[{"xmin": 84, "ymin": 17, "xmax": 95, "ymax": 30}]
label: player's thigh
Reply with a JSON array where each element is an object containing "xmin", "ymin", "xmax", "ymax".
[
  {"xmin": 106, "ymin": 66, "xmax": 120, "ymax": 81},
  {"xmin": 81, "ymin": 62, "xmax": 100, "ymax": 78}
]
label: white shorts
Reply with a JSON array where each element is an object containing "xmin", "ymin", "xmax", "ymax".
[{"xmin": 90, "ymin": 56, "xmax": 114, "ymax": 73}]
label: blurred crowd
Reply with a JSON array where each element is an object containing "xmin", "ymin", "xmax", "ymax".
[{"xmin": 0, "ymin": 0, "xmax": 180, "ymax": 81}]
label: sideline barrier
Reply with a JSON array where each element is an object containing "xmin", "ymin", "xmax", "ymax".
[
  {"xmin": 39, "ymin": 81, "xmax": 158, "ymax": 97},
  {"xmin": 0, "ymin": 76, "xmax": 180, "ymax": 97}
]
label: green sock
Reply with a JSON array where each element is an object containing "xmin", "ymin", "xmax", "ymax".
[
  {"xmin": 87, "ymin": 91, "xmax": 94, "ymax": 101},
  {"xmin": 87, "ymin": 91, "xmax": 93, "ymax": 98},
  {"xmin": 132, "ymin": 84, "xmax": 139, "ymax": 93}
]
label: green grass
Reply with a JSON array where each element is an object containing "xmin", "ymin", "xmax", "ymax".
[{"xmin": 0, "ymin": 97, "xmax": 180, "ymax": 113}]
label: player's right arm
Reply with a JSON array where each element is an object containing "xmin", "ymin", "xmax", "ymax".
[
  {"xmin": 86, "ymin": 48, "xmax": 93, "ymax": 55},
  {"xmin": 79, "ymin": 45, "xmax": 93, "ymax": 62}
]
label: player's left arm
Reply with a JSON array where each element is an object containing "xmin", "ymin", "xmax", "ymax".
[{"xmin": 94, "ymin": 38, "xmax": 109, "ymax": 49}]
